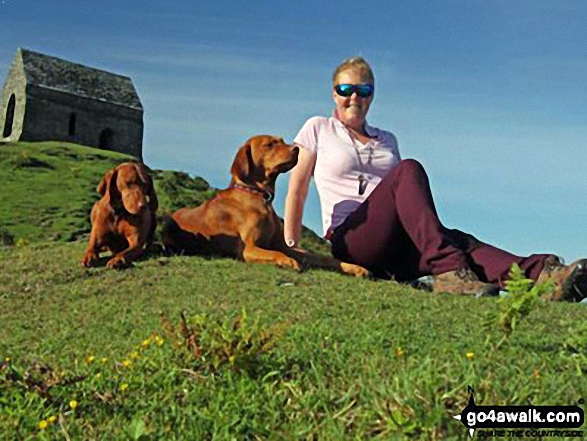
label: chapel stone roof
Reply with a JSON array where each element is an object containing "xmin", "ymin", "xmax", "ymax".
[{"xmin": 19, "ymin": 48, "xmax": 142, "ymax": 110}]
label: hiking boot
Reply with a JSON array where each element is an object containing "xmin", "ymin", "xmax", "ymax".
[
  {"xmin": 536, "ymin": 256, "xmax": 587, "ymax": 302},
  {"xmin": 433, "ymin": 268, "xmax": 500, "ymax": 297}
]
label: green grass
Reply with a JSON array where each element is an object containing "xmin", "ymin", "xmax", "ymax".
[
  {"xmin": 1, "ymin": 142, "xmax": 586, "ymax": 439},
  {"xmin": 2, "ymin": 241, "xmax": 587, "ymax": 439}
]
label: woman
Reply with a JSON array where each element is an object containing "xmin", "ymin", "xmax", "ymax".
[{"xmin": 284, "ymin": 56, "xmax": 587, "ymax": 300}]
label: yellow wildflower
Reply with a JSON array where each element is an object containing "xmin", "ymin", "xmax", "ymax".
[
  {"xmin": 101, "ymin": 357, "xmax": 108, "ymax": 364},
  {"xmin": 141, "ymin": 338, "xmax": 151, "ymax": 348},
  {"xmin": 86, "ymin": 355, "xmax": 96, "ymax": 364},
  {"xmin": 5, "ymin": 357, "xmax": 10, "ymax": 363},
  {"xmin": 120, "ymin": 383, "xmax": 129, "ymax": 391},
  {"xmin": 395, "ymin": 347, "xmax": 404, "ymax": 357},
  {"xmin": 130, "ymin": 351, "xmax": 140, "ymax": 359},
  {"xmin": 466, "ymin": 352, "xmax": 474, "ymax": 359},
  {"xmin": 122, "ymin": 360, "xmax": 132, "ymax": 368},
  {"xmin": 94, "ymin": 373, "xmax": 102, "ymax": 379},
  {"xmin": 155, "ymin": 336, "xmax": 164, "ymax": 346},
  {"xmin": 38, "ymin": 420, "xmax": 48, "ymax": 430},
  {"xmin": 69, "ymin": 400, "xmax": 78, "ymax": 410},
  {"xmin": 48, "ymin": 416, "xmax": 57, "ymax": 423}
]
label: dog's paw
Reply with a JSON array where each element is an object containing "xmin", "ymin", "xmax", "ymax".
[
  {"xmin": 276, "ymin": 256, "xmax": 301, "ymax": 272},
  {"xmin": 341, "ymin": 262, "xmax": 371, "ymax": 278},
  {"xmin": 81, "ymin": 253, "xmax": 98, "ymax": 268},
  {"xmin": 106, "ymin": 256, "xmax": 129, "ymax": 270}
]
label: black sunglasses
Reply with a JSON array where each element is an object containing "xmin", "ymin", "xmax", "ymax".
[{"xmin": 334, "ymin": 83, "xmax": 374, "ymax": 98}]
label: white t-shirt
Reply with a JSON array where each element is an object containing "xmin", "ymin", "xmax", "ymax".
[{"xmin": 294, "ymin": 116, "xmax": 401, "ymax": 237}]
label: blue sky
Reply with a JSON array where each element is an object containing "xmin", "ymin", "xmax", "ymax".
[{"xmin": 1, "ymin": 1, "xmax": 586, "ymax": 262}]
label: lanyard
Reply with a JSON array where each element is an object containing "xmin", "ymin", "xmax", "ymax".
[{"xmin": 349, "ymin": 136, "xmax": 373, "ymax": 196}]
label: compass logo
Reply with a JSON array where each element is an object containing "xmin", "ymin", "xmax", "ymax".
[{"xmin": 453, "ymin": 386, "xmax": 584, "ymax": 438}]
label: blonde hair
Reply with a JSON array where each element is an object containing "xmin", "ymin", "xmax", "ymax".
[{"xmin": 332, "ymin": 56, "xmax": 375, "ymax": 85}]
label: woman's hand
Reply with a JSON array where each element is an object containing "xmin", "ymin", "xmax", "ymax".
[{"xmin": 284, "ymin": 145, "xmax": 316, "ymax": 248}]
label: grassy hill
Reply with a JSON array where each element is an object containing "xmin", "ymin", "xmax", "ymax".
[
  {"xmin": 0, "ymin": 141, "xmax": 213, "ymax": 244},
  {"xmin": 1, "ymin": 142, "xmax": 587, "ymax": 439}
]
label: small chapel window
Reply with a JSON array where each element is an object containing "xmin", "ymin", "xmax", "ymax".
[
  {"xmin": 68, "ymin": 112, "xmax": 76, "ymax": 136},
  {"xmin": 99, "ymin": 128, "xmax": 114, "ymax": 150}
]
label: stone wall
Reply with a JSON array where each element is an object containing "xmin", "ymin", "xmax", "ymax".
[
  {"xmin": 0, "ymin": 54, "xmax": 27, "ymax": 142},
  {"xmin": 21, "ymin": 85, "xmax": 143, "ymax": 159}
]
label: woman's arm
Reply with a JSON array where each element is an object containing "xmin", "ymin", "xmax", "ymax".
[{"xmin": 284, "ymin": 146, "xmax": 317, "ymax": 248}]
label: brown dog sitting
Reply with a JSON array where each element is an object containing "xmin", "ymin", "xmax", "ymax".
[
  {"xmin": 162, "ymin": 135, "xmax": 369, "ymax": 277},
  {"xmin": 82, "ymin": 162, "xmax": 158, "ymax": 269}
]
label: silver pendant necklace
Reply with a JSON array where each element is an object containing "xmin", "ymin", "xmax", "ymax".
[{"xmin": 349, "ymin": 135, "xmax": 373, "ymax": 196}]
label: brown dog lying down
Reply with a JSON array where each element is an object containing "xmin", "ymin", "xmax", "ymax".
[
  {"xmin": 162, "ymin": 135, "xmax": 369, "ymax": 277},
  {"xmin": 82, "ymin": 162, "xmax": 158, "ymax": 269}
]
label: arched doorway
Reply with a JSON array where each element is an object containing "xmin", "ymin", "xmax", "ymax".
[
  {"xmin": 2, "ymin": 94, "xmax": 16, "ymax": 138},
  {"xmin": 98, "ymin": 128, "xmax": 114, "ymax": 150},
  {"xmin": 68, "ymin": 113, "xmax": 77, "ymax": 136}
]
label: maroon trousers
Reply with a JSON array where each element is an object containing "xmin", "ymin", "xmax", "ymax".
[{"xmin": 331, "ymin": 159, "xmax": 552, "ymax": 285}]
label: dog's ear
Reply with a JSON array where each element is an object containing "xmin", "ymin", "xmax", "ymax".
[
  {"xmin": 230, "ymin": 143, "xmax": 254, "ymax": 185},
  {"xmin": 107, "ymin": 169, "xmax": 123, "ymax": 212},
  {"xmin": 97, "ymin": 169, "xmax": 115, "ymax": 196},
  {"xmin": 136, "ymin": 163, "xmax": 159, "ymax": 213},
  {"xmin": 134, "ymin": 164, "xmax": 158, "ymax": 247}
]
